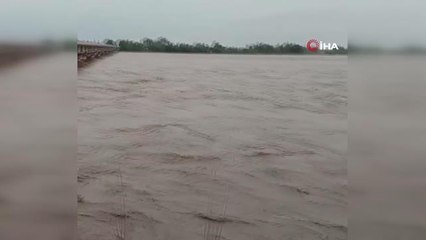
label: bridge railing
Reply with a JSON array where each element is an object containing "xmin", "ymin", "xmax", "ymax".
[
  {"xmin": 77, "ymin": 41, "xmax": 118, "ymax": 67},
  {"xmin": 77, "ymin": 41, "xmax": 118, "ymax": 53}
]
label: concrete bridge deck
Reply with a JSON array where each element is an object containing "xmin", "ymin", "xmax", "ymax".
[{"xmin": 78, "ymin": 41, "xmax": 118, "ymax": 67}]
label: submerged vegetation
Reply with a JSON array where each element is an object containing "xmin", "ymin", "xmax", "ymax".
[{"xmin": 104, "ymin": 38, "xmax": 347, "ymax": 55}]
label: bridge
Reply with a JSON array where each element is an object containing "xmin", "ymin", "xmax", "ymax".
[{"xmin": 78, "ymin": 41, "xmax": 118, "ymax": 67}]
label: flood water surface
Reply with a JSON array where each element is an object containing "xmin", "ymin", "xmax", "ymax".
[{"xmin": 78, "ymin": 53, "xmax": 347, "ymax": 240}]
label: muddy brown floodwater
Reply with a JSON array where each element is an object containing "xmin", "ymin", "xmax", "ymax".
[{"xmin": 78, "ymin": 53, "xmax": 347, "ymax": 240}]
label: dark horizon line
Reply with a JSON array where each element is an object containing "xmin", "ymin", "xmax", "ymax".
[
  {"xmin": 102, "ymin": 37, "xmax": 347, "ymax": 55},
  {"xmin": 84, "ymin": 37, "xmax": 348, "ymax": 49}
]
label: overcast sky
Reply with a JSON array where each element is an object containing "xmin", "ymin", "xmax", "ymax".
[
  {"xmin": 77, "ymin": 0, "xmax": 347, "ymax": 47},
  {"xmin": 349, "ymin": 0, "xmax": 426, "ymax": 48},
  {"xmin": 2, "ymin": 0, "xmax": 425, "ymax": 48},
  {"xmin": 0, "ymin": 0, "xmax": 74, "ymax": 42}
]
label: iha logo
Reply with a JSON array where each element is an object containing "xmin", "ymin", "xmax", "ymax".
[{"xmin": 306, "ymin": 39, "xmax": 339, "ymax": 52}]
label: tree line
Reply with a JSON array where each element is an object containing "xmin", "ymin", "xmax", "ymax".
[{"xmin": 104, "ymin": 38, "xmax": 347, "ymax": 54}]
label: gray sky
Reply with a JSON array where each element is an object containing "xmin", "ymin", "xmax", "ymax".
[
  {"xmin": 349, "ymin": 0, "xmax": 426, "ymax": 48},
  {"xmin": 77, "ymin": 0, "xmax": 347, "ymax": 47},
  {"xmin": 0, "ymin": 0, "xmax": 74, "ymax": 42},
  {"xmin": 2, "ymin": 0, "xmax": 424, "ymax": 48}
]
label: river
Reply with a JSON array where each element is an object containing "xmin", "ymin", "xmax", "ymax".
[{"xmin": 78, "ymin": 53, "xmax": 347, "ymax": 240}]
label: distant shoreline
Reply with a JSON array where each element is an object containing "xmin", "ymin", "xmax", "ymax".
[
  {"xmin": 106, "ymin": 38, "xmax": 348, "ymax": 55},
  {"xmin": 117, "ymin": 51, "xmax": 348, "ymax": 56}
]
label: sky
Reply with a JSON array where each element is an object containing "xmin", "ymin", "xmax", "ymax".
[
  {"xmin": 348, "ymin": 0, "xmax": 426, "ymax": 48},
  {"xmin": 0, "ymin": 0, "xmax": 74, "ymax": 42},
  {"xmin": 2, "ymin": 0, "xmax": 425, "ymax": 48},
  {"xmin": 77, "ymin": 0, "xmax": 347, "ymax": 47}
]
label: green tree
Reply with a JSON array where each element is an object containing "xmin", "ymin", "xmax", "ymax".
[
  {"xmin": 115, "ymin": 38, "xmax": 347, "ymax": 55},
  {"xmin": 104, "ymin": 39, "xmax": 115, "ymax": 45}
]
